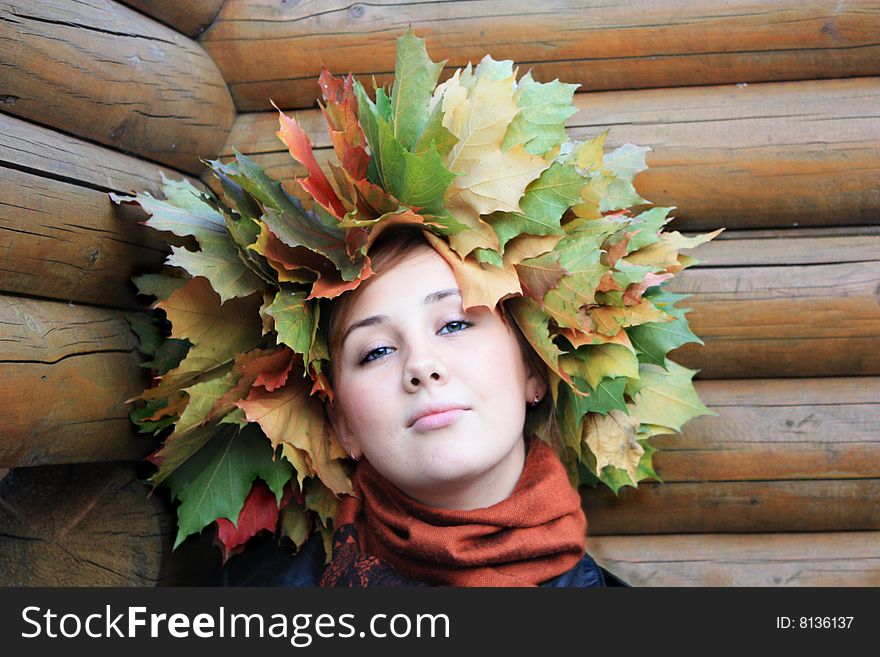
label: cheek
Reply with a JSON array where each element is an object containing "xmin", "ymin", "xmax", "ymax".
[{"xmin": 336, "ymin": 373, "xmax": 397, "ymax": 433}]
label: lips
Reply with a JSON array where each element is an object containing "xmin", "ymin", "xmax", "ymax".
[{"xmin": 407, "ymin": 403, "xmax": 469, "ymax": 431}]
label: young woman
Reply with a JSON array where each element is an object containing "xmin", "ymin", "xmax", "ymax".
[{"xmin": 219, "ymin": 230, "xmax": 627, "ymax": 587}]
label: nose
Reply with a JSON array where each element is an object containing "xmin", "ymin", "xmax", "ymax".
[{"xmin": 403, "ymin": 342, "xmax": 448, "ymax": 392}]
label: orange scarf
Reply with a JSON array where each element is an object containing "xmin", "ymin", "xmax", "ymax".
[{"xmin": 320, "ymin": 438, "xmax": 587, "ymax": 587}]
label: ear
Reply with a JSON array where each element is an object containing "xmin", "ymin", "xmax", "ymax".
[
  {"xmin": 327, "ymin": 402, "xmax": 363, "ymax": 460},
  {"xmin": 525, "ymin": 368, "xmax": 548, "ymax": 405}
]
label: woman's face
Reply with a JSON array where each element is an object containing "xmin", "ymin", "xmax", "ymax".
[{"xmin": 330, "ymin": 247, "xmax": 545, "ymax": 510}]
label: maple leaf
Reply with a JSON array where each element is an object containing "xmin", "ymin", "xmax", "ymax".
[
  {"xmin": 260, "ymin": 207, "xmax": 366, "ymax": 284},
  {"xmin": 265, "ymin": 289, "xmax": 317, "ymax": 358},
  {"xmin": 280, "ymin": 501, "xmax": 312, "ymax": 550},
  {"xmin": 215, "ymin": 480, "xmax": 284, "ymax": 562},
  {"xmin": 560, "ymin": 343, "xmax": 639, "ymax": 390},
  {"xmin": 582, "ymin": 409, "xmax": 644, "ymax": 486},
  {"xmin": 236, "ymin": 374, "xmax": 352, "ymax": 497},
  {"xmin": 112, "ymin": 177, "xmax": 263, "ymax": 303},
  {"xmin": 319, "ymin": 69, "xmax": 370, "ymax": 181},
  {"xmin": 163, "ymin": 423, "xmax": 293, "ymax": 549},
  {"xmin": 588, "ymin": 298, "xmax": 673, "ymax": 337},
  {"xmin": 143, "ymin": 277, "xmax": 262, "ymax": 399},
  {"xmin": 628, "ymin": 360, "xmax": 715, "ymax": 433},
  {"xmin": 423, "ymin": 231, "xmax": 521, "ymax": 310},
  {"xmin": 568, "ymin": 132, "xmax": 607, "ymax": 173},
  {"xmin": 132, "ymin": 273, "xmax": 188, "ymax": 301},
  {"xmin": 533, "ymin": 235, "xmax": 605, "ymax": 330},
  {"xmin": 601, "ymin": 144, "xmax": 651, "ymax": 212},
  {"xmin": 390, "ymin": 30, "xmax": 446, "ymax": 152},
  {"xmin": 276, "ymin": 104, "xmax": 346, "ymax": 219},
  {"xmin": 507, "ymin": 296, "xmax": 578, "ymax": 395},
  {"xmin": 487, "ymin": 162, "xmax": 582, "ymax": 250},
  {"xmin": 502, "ymin": 72, "xmax": 579, "ymax": 155},
  {"xmin": 440, "ymin": 68, "xmax": 552, "ymax": 256}
]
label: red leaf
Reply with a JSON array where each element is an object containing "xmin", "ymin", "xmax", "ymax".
[
  {"xmin": 215, "ymin": 480, "xmax": 281, "ymax": 562},
  {"xmin": 275, "ymin": 104, "xmax": 346, "ymax": 219},
  {"xmin": 241, "ymin": 347, "xmax": 295, "ymax": 392},
  {"xmin": 319, "ymin": 69, "xmax": 370, "ymax": 181}
]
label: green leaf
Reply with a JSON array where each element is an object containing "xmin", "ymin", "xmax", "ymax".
[
  {"xmin": 130, "ymin": 398, "xmax": 177, "ymax": 435},
  {"xmin": 174, "ymin": 370, "xmax": 239, "ymax": 438},
  {"xmin": 261, "ymin": 207, "xmax": 363, "ymax": 283},
  {"xmin": 165, "ymin": 231, "xmax": 264, "ymax": 303},
  {"xmin": 391, "ymin": 30, "xmax": 445, "ymax": 151},
  {"xmin": 473, "ymin": 248, "xmax": 504, "ymax": 267},
  {"xmin": 376, "ymin": 117, "xmax": 456, "ymax": 215},
  {"xmin": 143, "ymin": 338, "xmax": 191, "ymax": 375},
  {"xmin": 601, "ymin": 144, "xmax": 650, "ymax": 212},
  {"xmin": 597, "ymin": 439, "xmax": 660, "ymax": 494},
  {"xmin": 626, "ymin": 207, "xmax": 673, "ymax": 252},
  {"xmin": 628, "ymin": 288, "xmax": 702, "ymax": 367},
  {"xmin": 629, "ymin": 361, "xmax": 714, "ymax": 433},
  {"xmin": 414, "ymin": 100, "xmax": 457, "ymax": 157},
  {"xmin": 575, "ymin": 376, "xmax": 628, "ymax": 414},
  {"xmin": 534, "ymin": 234, "xmax": 604, "ymax": 329},
  {"xmin": 266, "ymin": 288, "xmax": 315, "ymax": 358},
  {"xmin": 502, "ymin": 72, "xmax": 578, "ymax": 155},
  {"xmin": 132, "ymin": 273, "xmax": 187, "ymax": 301},
  {"xmin": 568, "ymin": 344, "xmax": 639, "ymax": 390},
  {"xmin": 489, "ymin": 162, "xmax": 580, "ymax": 250},
  {"xmin": 164, "ymin": 424, "xmax": 293, "ymax": 549}
]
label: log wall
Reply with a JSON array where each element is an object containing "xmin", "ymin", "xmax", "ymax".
[
  {"xmin": 0, "ymin": 0, "xmax": 235, "ymax": 174},
  {"xmin": 1, "ymin": 0, "xmax": 878, "ymax": 586},
  {"xmin": 0, "ymin": 0, "xmax": 234, "ymax": 585},
  {"xmin": 202, "ymin": 0, "xmax": 880, "ymax": 111}
]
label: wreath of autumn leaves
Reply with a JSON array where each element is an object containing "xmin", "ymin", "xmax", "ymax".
[{"xmin": 113, "ymin": 32, "xmax": 721, "ymax": 561}]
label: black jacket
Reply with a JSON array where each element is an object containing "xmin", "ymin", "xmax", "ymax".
[{"xmin": 216, "ymin": 533, "xmax": 629, "ymax": 587}]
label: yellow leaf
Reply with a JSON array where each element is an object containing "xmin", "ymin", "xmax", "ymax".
[
  {"xmin": 424, "ymin": 231, "xmax": 521, "ymax": 310},
  {"xmin": 572, "ymin": 132, "xmax": 606, "ymax": 172},
  {"xmin": 589, "ymin": 298, "xmax": 673, "ymax": 336},
  {"xmin": 440, "ymin": 71, "xmax": 552, "ymax": 256},
  {"xmin": 582, "ymin": 409, "xmax": 643, "ymax": 484},
  {"xmin": 145, "ymin": 277, "xmax": 262, "ymax": 398},
  {"xmin": 237, "ymin": 377, "xmax": 352, "ymax": 496},
  {"xmin": 502, "ymin": 233, "xmax": 562, "ymax": 265}
]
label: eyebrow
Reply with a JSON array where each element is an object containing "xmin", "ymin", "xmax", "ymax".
[{"xmin": 340, "ymin": 288, "xmax": 461, "ymax": 348}]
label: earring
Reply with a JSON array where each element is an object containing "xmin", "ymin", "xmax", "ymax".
[{"xmin": 529, "ymin": 394, "xmax": 540, "ymax": 407}]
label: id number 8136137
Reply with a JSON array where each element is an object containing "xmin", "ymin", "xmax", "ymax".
[{"xmin": 776, "ymin": 617, "xmax": 854, "ymax": 629}]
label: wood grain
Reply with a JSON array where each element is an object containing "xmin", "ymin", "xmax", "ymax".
[
  {"xmin": 118, "ymin": 0, "xmax": 225, "ymax": 38},
  {"xmin": 588, "ymin": 532, "xmax": 880, "ymax": 586},
  {"xmin": 0, "ymin": 296, "xmax": 151, "ymax": 468},
  {"xmin": 0, "ymin": 461, "xmax": 221, "ymax": 585},
  {"xmin": 654, "ymin": 378, "xmax": 880, "ymax": 482},
  {"xmin": 0, "ymin": 166, "xmax": 172, "ymax": 308},
  {"xmin": 203, "ymin": 0, "xmax": 880, "ymax": 111},
  {"xmin": 0, "ymin": 0, "xmax": 235, "ymax": 174},
  {"xmin": 209, "ymin": 76, "xmax": 880, "ymax": 231},
  {"xmin": 581, "ymin": 479, "xmax": 880, "ymax": 535},
  {"xmin": 670, "ymin": 251, "xmax": 880, "ymax": 379}
]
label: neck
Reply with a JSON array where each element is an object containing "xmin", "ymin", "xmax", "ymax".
[{"xmin": 403, "ymin": 438, "xmax": 528, "ymax": 510}]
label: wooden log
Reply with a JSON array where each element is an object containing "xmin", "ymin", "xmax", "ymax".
[
  {"xmin": 670, "ymin": 248, "xmax": 880, "ymax": 379},
  {"xmin": 118, "ymin": 0, "xmax": 224, "ymax": 38},
  {"xmin": 0, "ymin": 166, "xmax": 171, "ymax": 309},
  {"xmin": 588, "ymin": 532, "xmax": 880, "ymax": 586},
  {"xmin": 654, "ymin": 378, "xmax": 880, "ymax": 483},
  {"xmin": 568, "ymin": 77, "xmax": 880, "ymax": 230},
  {"xmin": 202, "ymin": 0, "xmax": 880, "ymax": 111},
  {"xmin": 0, "ymin": 461, "xmax": 221, "ymax": 585},
  {"xmin": 581, "ymin": 479, "xmax": 880, "ymax": 535},
  {"xmin": 0, "ymin": 0, "xmax": 235, "ymax": 174},
  {"xmin": 210, "ymin": 77, "xmax": 880, "ymax": 231},
  {"xmin": 0, "ymin": 296, "xmax": 150, "ymax": 468}
]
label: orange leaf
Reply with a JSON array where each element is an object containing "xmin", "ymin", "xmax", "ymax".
[
  {"xmin": 424, "ymin": 231, "xmax": 521, "ymax": 310},
  {"xmin": 275, "ymin": 104, "xmax": 346, "ymax": 219},
  {"xmin": 215, "ymin": 480, "xmax": 282, "ymax": 562}
]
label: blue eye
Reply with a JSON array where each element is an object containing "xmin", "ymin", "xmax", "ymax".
[
  {"xmin": 361, "ymin": 346, "xmax": 394, "ymax": 364},
  {"xmin": 439, "ymin": 320, "xmax": 472, "ymax": 335}
]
